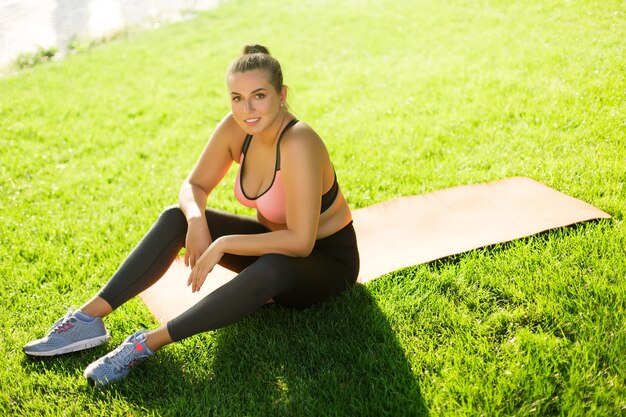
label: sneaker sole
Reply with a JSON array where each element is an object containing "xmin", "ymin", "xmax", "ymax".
[{"xmin": 24, "ymin": 333, "xmax": 111, "ymax": 357}]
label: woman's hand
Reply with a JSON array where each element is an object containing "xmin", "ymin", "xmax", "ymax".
[
  {"xmin": 184, "ymin": 218, "xmax": 212, "ymax": 269},
  {"xmin": 187, "ymin": 239, "xmax": 225, "ymax": 293}
]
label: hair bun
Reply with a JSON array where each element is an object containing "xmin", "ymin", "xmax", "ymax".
[{"xmin": 242, "ymin": 44, "xmax": 270, "ymax": 55}]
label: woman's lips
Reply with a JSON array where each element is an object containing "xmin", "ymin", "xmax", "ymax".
[{"xmin": 245, "ymin": 117, "xmax": 260, "ymax": 126}]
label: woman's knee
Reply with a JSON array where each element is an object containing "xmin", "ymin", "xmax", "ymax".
[
  {"xmin": 154, "ymin": 204, "xmax": 187, "ymax": 235},
  {"xmin": 161, "ymin": 203, "xmax": 182, "ymax": 216},
  {"xmin": 160, "ymin": 204, "xmax": 185, "ymax": 221},
  {"xmin": 256, "ymin": 253, "xmax": 291, "ymax": 271},
  {"xmin": 243, "ymin": 254, "xmax": 291, "ymax": 294}
]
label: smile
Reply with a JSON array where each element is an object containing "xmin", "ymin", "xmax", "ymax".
[{"xmin": 245, "ymin": 117, "xmax": 260, "ymax": 123}]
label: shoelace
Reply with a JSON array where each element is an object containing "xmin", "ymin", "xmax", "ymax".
[
  {"xmin": 107, "ymin": 336, "xmax": 144, "ymax": 372},
  {"xmin": 47, "ymin": 307, "xmax": 75, "ymax": 335}
]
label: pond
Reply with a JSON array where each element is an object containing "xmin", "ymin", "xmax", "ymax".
[{"xmin": 0, "ymin": 0, "xmax": 221, "ymax": 69}]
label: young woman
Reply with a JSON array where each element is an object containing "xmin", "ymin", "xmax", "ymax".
[{"xmin": 23, "ymin": 44, "xmax": 360, "ymax": 387}]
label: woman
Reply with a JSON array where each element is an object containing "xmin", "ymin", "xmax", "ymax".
[{"xmin": 23, "ymin": 44, "xmax": 360, "ymax": 387}]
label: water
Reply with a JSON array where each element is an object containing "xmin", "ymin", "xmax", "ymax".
[{"xmin": 0, "ymin": 0, "xmax": 221, "ymax": 69}]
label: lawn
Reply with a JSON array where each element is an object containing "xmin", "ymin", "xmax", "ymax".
[{"xmin": 1, "ymin": 0, "xmax": 625, "ymax": 415}]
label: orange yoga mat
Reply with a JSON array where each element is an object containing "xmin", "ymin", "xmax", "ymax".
[{"xmin": 140, "ymin": 177, "xmax": 611, "ymax": 324}]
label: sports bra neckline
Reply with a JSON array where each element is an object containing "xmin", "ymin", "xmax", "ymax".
[{"xmin": 238, "ymin": 118, "xmax": 299, "ymax": 201}]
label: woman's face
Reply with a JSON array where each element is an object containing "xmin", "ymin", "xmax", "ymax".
[{"xmin": 227, "ymin": 69, "xmax": 286, "ymax": 136}]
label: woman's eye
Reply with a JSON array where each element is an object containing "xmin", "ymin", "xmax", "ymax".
[
  {"xmin": 232, "ymin": 96, "xmax": 241, "ymax": 102},
  {"xmin": 255, "ymin": 94, "xmax": 265, "ymax": 99}
]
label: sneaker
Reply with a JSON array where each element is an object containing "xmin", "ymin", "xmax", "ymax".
[
  {"xmin": 84, "ymin": 330, "xmax": 153, "ymax": 388},
  {"xmin": 23, "ymin": 308, "xmax": 110, "ymax": 357}
]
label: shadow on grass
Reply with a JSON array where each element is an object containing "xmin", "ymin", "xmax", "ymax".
[
  {"xmin": 21, "ymin": 350, "xmax": 98, "ymax": 379},
  {"xmin": 204, "ymin": 285, "xmax": 428, "ymax": 416},
  {"xmin": 108, "ymin": 284, "xmax": 429, "ymax": 416}
]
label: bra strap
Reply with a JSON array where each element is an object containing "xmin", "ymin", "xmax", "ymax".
[
  {"xmin": 275, "ymin": 119, "xmax": 299, "ymax": 170},
  {"xmin": 241, "ymin": 134, "xmax": 253, "ymax": 156},
  {"xmin": 320, "ymin": 171, "xmax": 339, "ymax": 213}
]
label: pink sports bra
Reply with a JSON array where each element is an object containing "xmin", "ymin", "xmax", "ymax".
[{"xmin": 234, "ymin": 119, "xmax": 338, "ymax": 224}]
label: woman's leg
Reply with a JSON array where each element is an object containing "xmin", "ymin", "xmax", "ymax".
[
  {"xmin": 166, "ymin": 238, "xmax": 359, "ymax": 343},
  {"xmin": 25, "ymin": 206, "xmax": 269, "ymax": 357},
  {"xmin": 93, "ymin": 206, "xmax": 269, "ymax": 315},
  {"xmin": 79, "ymin": 295, "xmax": 113, "ymax": 318},
  {"xmin": 83, "ymin": 224, "xmax": 358, "ymax": 385},
  {"xmin": 93, "ymin": 205, "xmax": 187, "ymax": 313},
  {"xmin": 85, "ymin": 255, "xmax": 297, "ymax": 386},
  {"xmin": 100, "ymin": 218, "xmax": 359, "ymax": 353}
]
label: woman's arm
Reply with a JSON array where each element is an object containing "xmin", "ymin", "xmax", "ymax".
[
  {"xmin": 179, "ymin": 113, "xmax": 241, "ymax": 268},
  {"xmin": 188, "ymin": 124, "xmax": 326, "ymax": 292}
]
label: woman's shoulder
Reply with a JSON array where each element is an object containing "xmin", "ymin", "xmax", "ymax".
[
  {"xmin": 214, "ymin": 112, "xmax": 245, "ymax": 137},
  {"xmin": 283, "ymin": 120, "xmax": 323, "ymax": 146},
  {"xmin": 211, "ymin": 113, "xmax": 248, "ymax": 160},
  {"xmin": 281, "ymin": 119, "xmax": 328, "ymax": 158}
]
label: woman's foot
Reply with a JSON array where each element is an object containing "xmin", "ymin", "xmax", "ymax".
[
  {"xmin": 23, "ymin": 308, "xmax": 110, "ymax": 356},
  {"xmin": 84, "ymin": 330, "xmax": 153, "ymax": 388}
]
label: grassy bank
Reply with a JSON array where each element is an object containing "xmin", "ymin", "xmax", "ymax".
[{"xmin": 1, "ymin": 0, "xmax": 625, "ymax": 415}]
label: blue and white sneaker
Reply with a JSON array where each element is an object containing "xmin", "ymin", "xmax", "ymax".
[
  {"xmin": 23, "ymin": 308, "xmax": 110, "ymax": 357},
  {"xmin": 84, "ymin": 330, "xmax": 153, "ymax": 387}
]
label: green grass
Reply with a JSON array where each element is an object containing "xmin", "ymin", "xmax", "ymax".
[
  {"xmin": 13, "ymin": 46, "xmax": 59, "ymax": 71},
  {"xmin": 1, "ymin": 0, "xmax": 625, "ymax": 415}
]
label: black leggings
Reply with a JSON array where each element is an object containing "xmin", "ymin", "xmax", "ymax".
[{"xmin": 97, "ymin": 206, "xmax": 360, "ymax": 342}]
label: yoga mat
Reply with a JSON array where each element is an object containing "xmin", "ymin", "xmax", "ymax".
[{"xmin": 140, "ymin": 177, "xmax": 610, "ymax": 324}]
